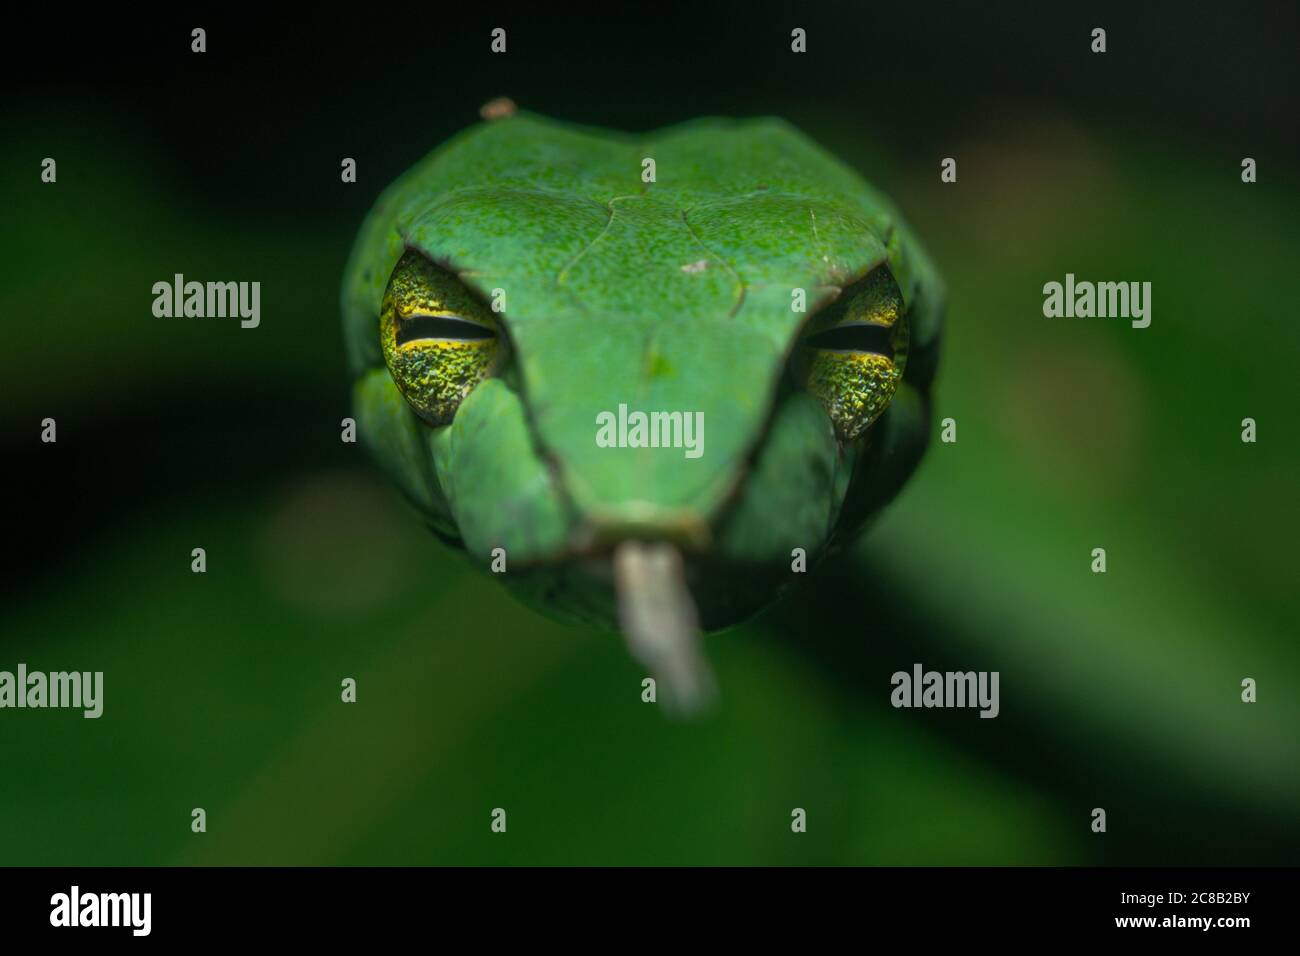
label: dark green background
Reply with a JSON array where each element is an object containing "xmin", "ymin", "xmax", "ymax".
[{"xmin": 2, "ymin": 4, "xmax": 1297, "ymax": 865}]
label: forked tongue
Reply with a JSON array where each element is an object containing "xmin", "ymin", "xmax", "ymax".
[{"xmin": 613, "ymin": 540, "xmax": 717, "ymax": 717}]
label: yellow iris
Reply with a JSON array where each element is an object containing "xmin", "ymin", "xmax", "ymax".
[
  {"xmin": 380, "ymin": 251, "xmax": 502, "ymax": 426},
  {"xmin": 798, "ymin": 267, "xmax": 910, "ymax": 441}
]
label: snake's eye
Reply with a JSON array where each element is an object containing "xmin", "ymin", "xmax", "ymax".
[
  {"xmin": 795, "ymin": 266, "xmax": 910, "ymax": 441},
  {"xmin": 380, "ymin": 250, "xmax": 502, "ymax": 426}
]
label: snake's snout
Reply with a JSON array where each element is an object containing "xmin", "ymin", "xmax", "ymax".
[{"xmin": 612, "ymin": 540, "xmax": 717, "ymax": 717}]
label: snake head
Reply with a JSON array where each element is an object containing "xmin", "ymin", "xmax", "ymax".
[{"xmin": 342, "ymin": 114, "xmax": 943, "ymax": 711}]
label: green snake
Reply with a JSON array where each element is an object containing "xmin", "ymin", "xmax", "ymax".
[{"xmin": 342, "ymin": 112, "xmax": 944, "ymax": 711}]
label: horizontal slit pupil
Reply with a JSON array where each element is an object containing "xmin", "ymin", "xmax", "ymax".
[
  {"xmin": 805, "ymin": 322, "xmax": 894, "ymax": 356},
  {"xmin": 396, "ymin": 314, "xmax": 495, "ymax": 346}
]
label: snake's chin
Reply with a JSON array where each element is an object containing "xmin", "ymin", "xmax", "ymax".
[
  {"xmin": 493, "ymin": 546, "xmax": 801, "ymax": 635},
  {"xmin": 505, "ymin": 541, "xmax": 733, "ymax": 715},
  {"xmin": 476, "ymin": 539, "xmax": 814, "ymax": 715}
]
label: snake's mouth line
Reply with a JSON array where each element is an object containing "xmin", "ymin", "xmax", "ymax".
[
  {"xmin": 612, "ymin": 540, "xmax": 716, "ymax": 717},
  {"xmin": 569, "ymin": 510, "xmax": 713, "ymax": 556}
]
